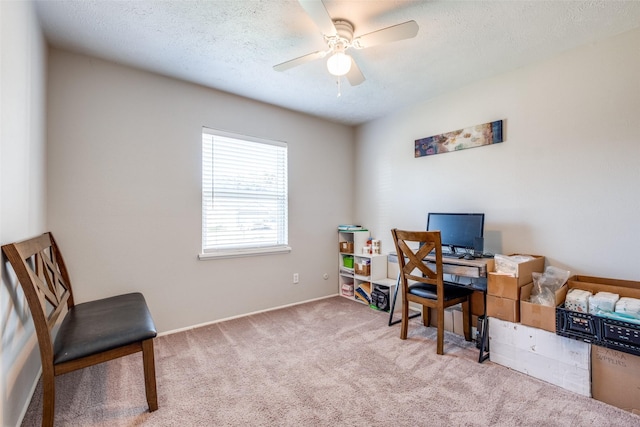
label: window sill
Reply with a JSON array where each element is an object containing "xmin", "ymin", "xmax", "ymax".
[{"xmin": 198, "ymin": 246, "xmax": 292, "ymax": 260}]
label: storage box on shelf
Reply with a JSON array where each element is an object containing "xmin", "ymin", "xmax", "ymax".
[
  {"xmin": 341, "ymin": 282, "xmax": 354, "ymax": 297},
  {"xmin": 556, "ymin": 275, "xmax": 640, "ymax": 357},
  {"xmin": 338, "ymin": 229, "xmax": 389, "ymax": 310},
  {"xmin": 486, "ymin": 254, "xmax": 545, "ymax": 323},
  {"xmin": 354, "ymin": 259, "xmax": 371, "ymax": 277},
  {"xmin": 339, "ymin": 241, "xmax": 354, "ymax": 254}
]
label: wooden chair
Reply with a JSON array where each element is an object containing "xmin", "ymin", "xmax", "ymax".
[
  {"xmin": 391, "ymin": 229, "xmax": 473, "ymax": 354},
  {"xmin": 2, "ymin": 232, "xmax": 158, "ymax": 426}
]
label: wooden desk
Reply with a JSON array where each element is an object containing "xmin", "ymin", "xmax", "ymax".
[
  {"xmin": 388, "ymin": 254, "xmax": 494, "ymax": 362},
  {"xmin": 423, "ymin": 254, "xmax": 494, "ymax": 279}
]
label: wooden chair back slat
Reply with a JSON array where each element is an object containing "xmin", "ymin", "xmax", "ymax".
[
  {"xmin": 393, "ymin": 230, "xmax": 444, "ymax": 294},
  {"xmin": 3, "ymin": 239, "xmax": 53, "ymax": 371},
  {"xmin": 3, "ymin": 233, "xmax": 73, "ymax": 352}
]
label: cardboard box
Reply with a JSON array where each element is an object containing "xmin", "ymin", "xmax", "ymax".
[
  {"xmin": 520, "ymin": 283, "xmax": 568, "ymax": 333},
  {"xmin": 427, "ymin": 305, "xmax": 470, "ymax": 336},
  {"xmin": 472, "ymin": 314, "xmax": 479, "ymax": 337},
  {"xmin": 429, "ymin": 307, "xmax": 454, "ymax": 332},
  {"xmin": 488, "ymin": 255, "xmax": 545, "ymax": 299},
  {"xmin": 339, "ymin": 241, "xmax": 354, "ymax": 253},
  {"xmin": 426, "ymin": 305, "xmax": 471, "ymax": 337},
  {"xmin": 452, "ymin": 305, "xmax": 465, "ymax": 336},
  {"xmin": 354, "ymin": 263, "xmax": 370, "ymax": 276},
  {"xmin": 487, "ymin": 294, "xmax": 520, "ymax": 322},
  {"xmin": 567, "ymin": 275, "xmax": 640, "ymax": 299},
  {"xmin": 489, "ymin": 318, "xmax": 591, "ymax": 396},
  {"xmin": 591, "ymin": 345, "xmax": 640, "ymax": 413}
]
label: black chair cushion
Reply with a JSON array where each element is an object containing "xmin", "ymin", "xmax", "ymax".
[
  {"xmin": 53, "ymin": 292, "xmax": 157, "ymax": 365},
  {"xmin": 408, "ymin": 282, "xmax": 474, "ymax": 301}
]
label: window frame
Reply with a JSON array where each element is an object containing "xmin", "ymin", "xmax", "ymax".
[{"xmin": 199, "ymin": 127, "xmax": 290, "ymax": 260}]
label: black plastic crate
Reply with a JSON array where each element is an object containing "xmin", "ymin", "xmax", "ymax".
[
  {"xmin": 557, "ymin": 304, "xmax": 640, "ymax": 357},
  {"xmin": 555, "ymin": 305, "xmax": 599, "ymax": 343},
  {"xmin": 599, "ymin": 317, "xmax": 640, "ymax": 357}
]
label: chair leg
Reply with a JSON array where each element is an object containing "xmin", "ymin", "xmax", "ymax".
[
  {"xmin": 462, "ymin": 299, "xmax": 472, "ymax": 341},
  {"xmin": 42, "ymin": 370, "xmax": 55, "ymax": 427},
  {"xmin": 422, "ymin": 306, "xmax": 431, "ymax": 326},
  {"xmin": 436, "ymin": 307, "xmax": 445, "ymax": 355},
  {"xmin": 142, "ymin": 339, "xmax": 158, "ymax": 412},
  {"xmin": 400, "ymin": 299, "xmax": 409, "ymax": 340}
]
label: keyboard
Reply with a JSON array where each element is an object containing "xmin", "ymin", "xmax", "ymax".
[
  {"xmin": 427, "ymin": 251, "xmax": 465, "ymax": 259},
  {"xmin": 443, "ymin": 253, "xmax": 464, "ymax": 259}
]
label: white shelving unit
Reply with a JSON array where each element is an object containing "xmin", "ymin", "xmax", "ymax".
[{"xmin": 338, "ymin": 229, "xmax": 392, "ymax": 311}]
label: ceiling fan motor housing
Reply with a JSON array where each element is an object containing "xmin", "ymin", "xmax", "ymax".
[
  {"xmin": 334, "ymin": 20, "xmax": 354, "ymax": 42},
  {"xmin": 327, "ymin": 20, "xmax": 354, "ymax": 52}
]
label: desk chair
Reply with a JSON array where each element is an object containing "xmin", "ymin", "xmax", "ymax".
[
  {"xmin": 2, "ymin": 232, "xmax": 158, "ymax": 426},
  {"xmin": 391, "ymin": 229, "xmax": 474, "ymax": 354}
]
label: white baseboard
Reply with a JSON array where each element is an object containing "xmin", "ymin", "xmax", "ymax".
[
  {"xmin": 159, "ymin": 294, "xmax": 339, "ymax": 337},
  {"xmin": 17, "ymin": 366, "xmax": 42, "ymax": 427}
]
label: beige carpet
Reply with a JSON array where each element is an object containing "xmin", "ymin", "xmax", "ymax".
[{"xmin": 21, "ymin": 296, "xmax": 640, "ymax": 426}]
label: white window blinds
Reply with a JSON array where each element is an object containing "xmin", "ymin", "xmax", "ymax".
[{"xmin": 202, "ymin": 128, "xmax": 288, "ymax": 256}]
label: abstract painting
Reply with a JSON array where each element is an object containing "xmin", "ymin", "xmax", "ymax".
[{"xmin": 415, "ymin": 120, "xmax": 503, "ymax": 158}]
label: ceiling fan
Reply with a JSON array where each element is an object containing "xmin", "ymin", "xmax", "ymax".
[{"xmin": 273, "ymin": 0, "xmax": 419, "ymax": 87}]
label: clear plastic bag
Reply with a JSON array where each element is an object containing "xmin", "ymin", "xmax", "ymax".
[{"xmin": 529, "ymin": 266, "xmax": 571, "ymax": 306}]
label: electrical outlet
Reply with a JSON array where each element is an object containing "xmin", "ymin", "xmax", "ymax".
[{"xmin": 293, "ymin": 273, "xmax": 299, "ymax": 284}]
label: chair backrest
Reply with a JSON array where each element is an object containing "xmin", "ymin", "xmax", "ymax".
[
  {"xmin": 2, "ymin": 232, "xmax": 74, "ymax": 362},
  {"xmin": 391, "ymin": 229, "xmax": 445, "ymax": 294}
]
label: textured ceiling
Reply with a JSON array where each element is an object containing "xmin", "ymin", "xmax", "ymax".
[{"xmin": 34, "ymin": 0, "xmax": 640, "ymax": 126}]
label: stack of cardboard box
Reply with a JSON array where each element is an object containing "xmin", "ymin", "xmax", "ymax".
[{"xmin": 486, "ymin": 254, "xmax": 545, "ymax": 322}]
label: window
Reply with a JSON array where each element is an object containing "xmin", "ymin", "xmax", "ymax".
[{"xmin": 201, "ymin": 128, "xmax": 289, "ymax": 259}]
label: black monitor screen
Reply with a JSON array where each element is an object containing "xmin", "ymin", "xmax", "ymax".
[{"xmin": 426, "ymin": 213, "xmax": 484, "ymax": 250}]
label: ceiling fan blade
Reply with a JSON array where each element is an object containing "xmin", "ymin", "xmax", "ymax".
[
  {"xmin": 353, "ymin": 20, "xmax": 419, "ymax": 49},
  {"xmin": 346, "ymin": 57, "xmax": 365, "ymax": 86},
  {"xmin": 273, "ymin": 50, "xmax": 327, "ymax": 72},
  {"xmin": 298, "ymin": 0, "xmax": 337, "ymax": 36}
]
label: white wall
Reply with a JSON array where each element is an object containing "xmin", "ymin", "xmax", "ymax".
[
  {"xmin": 355, "ymin": 27, "xmax": 640, "ymax": 280},
  {"xmin": 0, "ymin": 1, "xmax": 47, "ymax": 425},
  {"xmin": 46, "ymin": 49, "xmax": 355, "ymax": 333}
]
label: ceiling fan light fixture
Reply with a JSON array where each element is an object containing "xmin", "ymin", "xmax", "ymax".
[{"xmin": 326, "ymin": 51, "xmax": 351, "ymax": 76}]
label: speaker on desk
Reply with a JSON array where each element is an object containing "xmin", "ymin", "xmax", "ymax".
[{"xmin": 473, "ymin": 236, "xmax": 484, "ymax": 258}]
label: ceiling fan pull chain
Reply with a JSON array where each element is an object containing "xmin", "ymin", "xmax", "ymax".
[{"xmin": 337, "ymin": 77, "xmax": 342, "ymax": 98}]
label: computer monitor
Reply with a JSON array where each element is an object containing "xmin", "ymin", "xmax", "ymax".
[{"xmin": 426, "ymin": 213, "xmax": 485, "ymax": 254}]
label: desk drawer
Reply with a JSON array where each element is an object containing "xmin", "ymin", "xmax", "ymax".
[{"xmin": 425, "ymin": 262, "xmax": 481, "ymax": 278}]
